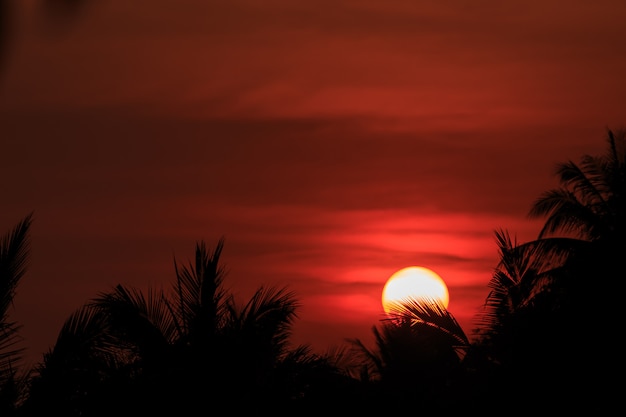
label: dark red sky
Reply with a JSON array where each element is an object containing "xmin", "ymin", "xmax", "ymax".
[{"xmin": 2, "ymin": 0, "xmax": 626, "ymax": 366}]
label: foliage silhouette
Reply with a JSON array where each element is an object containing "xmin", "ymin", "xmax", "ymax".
[
  {"xmin": 0, "ymin": 213, "xmax": 33, "ymax": 415},
  {"xmin": 529, "ymin": 129, "xmax": 626, "ymax": 242},
  {"xmin": 465, "ymin": 129, "xmax": 626, "ymax": 413},
  {"xmin": 22, "ymin": 238, "xmax": 356, "ymax": 415},
  {"xmin": 4, "ymin": 128, "xmax": 625, "ymax": 414},
  {"xmin": 525, "ymin": 128, "xmax": 625, "ymax": 411},
  {"xmin": 348, "ymin": 298, "xmax": 469, "ymax": 412}
]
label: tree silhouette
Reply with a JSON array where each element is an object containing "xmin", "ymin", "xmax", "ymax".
[
  {"xmin": 10, "ymin": 129, "xmax": 626, "ymax": 414},
  {"xmin": 0, "ymin": 213, "xmax": 32, "ymax": 415},
  {"xmin": 348, "ymin": 298, "xmax": 469, "ymax": 412},
  {"xmin": 525, "ymin": 129, "xmax": 625, "ymax": 411},
  {"xmin": 23, "ymin": 238, "xmax": 354, "ymax": 415},
  {"xmin": 466, "ymin": 129, "xmax": 626, "ymax": 413},
  {"xmin": 21, "ymin": 305, "xmax": 132, "ymax": 416},
  {"xmin": 463, "ymin": 229, "xmax": 574, "ymax": 411},
  {"xmin": 527, "ymin": 129, "xmax": 626, "ymax": 311},
  {"xmin": 529, "ymin": 129, "xmax": 626, "ymax": 243}
]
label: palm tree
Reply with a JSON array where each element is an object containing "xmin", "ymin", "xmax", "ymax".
[
  {"xmin": 471, "ymin": 228, "xmax": 571, "ymax": 346},
  {"xmin": 528, "ymin": 129, "xmax": 626, "ymax": 307},
  {"xmin": 23, "ymin": 238, "xmax": 353, "ymax": 414},
  {"xmin": 465, "ymin": 130, "xmax": 626, "ymax": 413},
  {"xmin": 463, "ymin": 228, "xmax": 577, "ymax": 411},
  {"xmin": 529, "ymin": 129, "xmax": 626, "ymax": 244},
  {"xmin": 21, "ymin": 305, "xmax": 134, "ymax": 416},
  {"xmin": 0, "ymin": 213, "xmax": 33, "ymax": 415},
  {"xmin": 348, "ymin": 298, "xmax": 469, "ymax": 412},
  {"xmin": 524, "ymin": 129, "xmax": 625, "ymax": 411}
]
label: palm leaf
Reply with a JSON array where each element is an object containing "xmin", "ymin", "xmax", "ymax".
[
  {"xmin": 92, "ymin": 284, "xmax": 176, "ymax": 351},
  {"xmin": 0, "ymin": 213, "xmax": 32, "ymax": 321},
  {"xmin": 227, "ymin": 285, "xmax": 299, "ymax": 353},
  {"xmin": 0, "ymin": 213, "xmax": 32, "ymax": 405},
  {"xmin": 529, "ymin": 189, "xmax": 600, "ymax": 238},
  {"xmin": 36, "ymin": 304, "xmax": 123, "ymax": 375},
  {"xmin": 557, "ymin": 159, "xmax": 609, "ymax": 207},
  {"xmin": 172, "ymin": 239, "xmax": 228, "ymax": 338},
  {"xmin": 384, "ymin": 298, "xmax": 469, "ymax": 348}
]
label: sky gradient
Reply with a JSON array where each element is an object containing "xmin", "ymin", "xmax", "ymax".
[{"xmin": 2, "ymin": 0, "xmax": 626, "ymax": 366}]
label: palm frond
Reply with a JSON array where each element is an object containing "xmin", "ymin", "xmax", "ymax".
[
  {"xmin": 529, "ymin": 189, "xmax": 600, "ymax": 238},
  {"xmin": 0, "ymin": 212, "xmax": 33, "ymax": 320},
  {"xmin": 473, "ymin": 229, "xmax": 586, "ymax": 341},
  {"xmin": 92, "ymin": 284, "xmax": 175, "ymax": 351},
  {"xmin": 0, "ymin": 213, "xmax": 32, "ymax": 394},
  {"xmin": 557, "ymin": 159, "xmax": 609, "ymax": 207},
  {"xmin": 0, "ymin": 357, "xmax": 30, "ymax": 411},
  {"xmin": 199, "ymin": 238, "xmax": 226, "ymax": 308},
  {"xmin": 529, "ymin": 130, "xmax": 626, "ymax": 242},
  {"xmin": 0, "ymin": 323, "xmax": 23, "ymax": 370},
  {"xmin": 346, "ymin": 329, "xmax": 385, "ymax": 380},
  {"xmin": 172, "ymin": 238, "xmax": 228, "ymax": 335},
  {"xmin": 230, "ymin": 285, "xmax": 300, "ymax": 352},
  {"xmin": 384, "ymin": 298, "xmax": 469, "ymax": 347},
  {"xmin": 36, "ymin": 304, "xmax": 123, "ymax": 373}
]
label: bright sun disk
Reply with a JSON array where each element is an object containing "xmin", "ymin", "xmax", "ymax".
[{"xmin": 381, "ymin": 266, "xmax": 450, "ymax": 313}]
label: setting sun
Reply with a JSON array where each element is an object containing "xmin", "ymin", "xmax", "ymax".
[{"xmin": 381, "ymin": 266, "xmax": 450, "ymax": 313}]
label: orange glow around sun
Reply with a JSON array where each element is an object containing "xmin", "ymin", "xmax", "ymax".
[{"xmin": 381, "ymin": 266, "xmax": 450, "ymax": 313}]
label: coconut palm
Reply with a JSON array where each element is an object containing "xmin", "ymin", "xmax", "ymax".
[
  {"xmin": 471, "ymin": 228, "xmax": 571, "ymax": 343},
  {"xmin": 462, "ymin": 228, "xmax": 576, "ymax": 410},
  {"xmin": 20, "ymin": 305, "xmax": 135, "ymax": 417},
  {"xmin": 474, "ymin": 130, "xmax": 626, "ymax": 340},
  {"xmin": 473, "ymin": 131, "xmax": 626, "ymax": 359},
  {"xmin": 529, "ymin": 129, "xmax": 626, "ymax": 244},
  {"xmin": 348, "ymin": 298, "xmax": 469, "ymax": 412},
  {"xmin": 23, "ymin": 238, "xmax": 352, "ymax": 414},
  {"xmin": 0, "ymin": 213, "xmax": 33, "ymax": 415},
  {"xmin": 23, "ymin": 239, "xmax": 227, "ymax": 413},
  {"xmin": 464, "ymin": 131, "xmax": 626, "ymax": 413},
  {"xmin": 527, "ymin": 129, "xmax": 626, "ymax": 310},
  {"xmin": 524, "ymin": 129, "xmax": 625, "ymax": 411}
]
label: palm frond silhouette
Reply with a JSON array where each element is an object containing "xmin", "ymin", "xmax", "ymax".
[{"xmin": 0, "ymin": 213, "xmax": 33, "ymax": 414}]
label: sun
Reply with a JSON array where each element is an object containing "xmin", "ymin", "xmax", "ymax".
[{"xmin": 381, "ymin": 266, "xmax": 449, "ymax": 313}]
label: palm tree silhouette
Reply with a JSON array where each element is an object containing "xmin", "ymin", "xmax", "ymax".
[
  {"xmin": 529, "ymin": 129, "xmax": 626, "ymax": 244},
  {"xmin": 527, "ymin": 129, "xmax": 626, "ymax": 310},
  {"xmin": 22, "ymin": 304, "xmax": 133, "ymax": 416},
  {"xmin": 23, "ymin": 238, "xmax": 354, "ymax": 415},
  {"xmin": 348, "ymin": 298, "xmax": 469, "ymax": 412},
  {"xmin": 466, "ymin": 130, "xmax": 626, "ymax": 413},
  {"xmin": 525, "ymin": 129, "xmax": 625, "ymax": 411},
  {"xmin": 0, "ymin": 213, "xmax": 32, "ymax": 415},
  {"xmin": 462, "ymin": 229, "xmax": 573, "ymax": 411}
]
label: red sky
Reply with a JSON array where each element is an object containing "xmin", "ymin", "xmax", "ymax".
[{"xmin": 2, "ymin": 0, "xmax": 626, "ymax": 366}]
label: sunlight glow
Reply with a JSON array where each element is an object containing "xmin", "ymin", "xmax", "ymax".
[{"xmin": 381, "ymin": 266, "xmax": 449, "ymax": 313}]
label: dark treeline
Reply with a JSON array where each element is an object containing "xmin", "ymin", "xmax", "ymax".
[{"xmin": 1, "ymin": 130, "xmax": 623, "ymax": 415}]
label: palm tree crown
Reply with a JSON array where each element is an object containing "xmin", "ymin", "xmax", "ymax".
[{"xmin": 529, "ymin": 129, "xmax": 626, "ymax": 245}]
